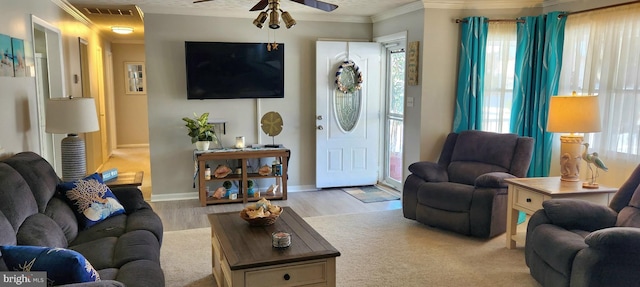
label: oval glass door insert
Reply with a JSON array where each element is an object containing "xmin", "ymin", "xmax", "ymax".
[{"xmin": 334, "ymin": 89, "xmax": 362, "ymax": 132}]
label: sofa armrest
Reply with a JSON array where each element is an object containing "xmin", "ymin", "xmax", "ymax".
[
  {"xmin": 585, "ymin": 227, "xmax": 640, "ymax": 252},
  {"xmin": 475, "ymin": 172, "xmax": 515, "ymax": 189},
  {"xmin": 408, "ymin": 162, "xmax": 448, "ymax": 182},
  {"xmin": 110, "ymin": 187, "xmax": 148, "ymax": 214},
  {"xmin": 542, "ymin": 199, "xmax": 618, "ymax": 232}
]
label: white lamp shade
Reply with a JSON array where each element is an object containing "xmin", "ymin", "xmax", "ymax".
[
  {"xmin": 46, "ymin": 97, "xmax": 100, "ymax": 134},
  {"xmin": 547, "ymin": 95, "xmax": 601, "ymax": 133}
]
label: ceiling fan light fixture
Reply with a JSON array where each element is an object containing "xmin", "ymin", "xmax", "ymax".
[
  {"xmin": 111, "ymin": 26, "xmax": 134, "ymax": 34},
  {"xmin": 268, "ymin": 10, "xmax": 280, "ymax": 29},
  {"xmin": 253, "ymin": 11, "xmax": 268, "ymax": 28},
  {"xmin": 281, "ymin": 11, "xmax": 296, "ymax": 29}
]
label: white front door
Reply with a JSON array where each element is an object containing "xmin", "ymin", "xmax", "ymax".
[{"xmin": 315, "ymin": 41, "xmax": 382, "ymax": 188}]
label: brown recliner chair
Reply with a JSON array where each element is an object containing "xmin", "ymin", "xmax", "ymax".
[
  {"xmin": 403, "ymin": 130, "xmax": 534, "ymax": 238},
  {"xmin": 525, "ymin": 163, "xmax": 640, "ymax": 287}
]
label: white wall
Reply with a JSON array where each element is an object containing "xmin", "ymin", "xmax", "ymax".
[
  {"xmin": 0, "ymin": 1, "xmax": 111, "ymax": 171},
  {"xmin": 144, "ymin": 14, "xmax": 372, "ymax": 198}
]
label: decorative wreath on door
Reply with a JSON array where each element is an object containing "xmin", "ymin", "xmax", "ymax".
[{"xmin": 335, "ymin": 60, "xmax": 363, "ymax": 93}]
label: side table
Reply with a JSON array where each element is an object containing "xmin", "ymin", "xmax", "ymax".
[
  {"xmin": 104, "ymin": 171, "xmax": 144, "ymax": 189},
  {"xmin": 504, "ymin": 177, "xmax": 617, "ymax": 249}
]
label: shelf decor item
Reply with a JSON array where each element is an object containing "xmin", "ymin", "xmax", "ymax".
[
  {"xmin": 240, "ymin": 198, "xmax": 282, "ymax": 226},
  {"xmin": 182, "ymin": 112, "xmax": 217, "ymax": 151},
  {"xmin": 260, "ymin": 111, "xmax": 283, "ymax": 147},
  {"xmin": 214, "ymin": 165, "xmax": 232, "ymax": 178},
  {"xmin": 247, "ymin": 179, "xmax": 255, "ymax": 197},
  {"xmin": 258, "ymin": 165, "xmax": 272, "ymax": 176}
]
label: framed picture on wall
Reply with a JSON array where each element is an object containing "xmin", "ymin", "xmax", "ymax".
[
  {"xmin": 0, "ymin": 34, "xmax": 14, "ymax": 77},
  {"xmin": 407, "ymin": 41, "xmax": 419, "ymax": 86},
  {"xmin": 11, "ymin": 37, "xmax": 26, "ymax": 77},
  {"xmin": 124, "ymin": 61, "xmax": 146, "ymax": 94}
]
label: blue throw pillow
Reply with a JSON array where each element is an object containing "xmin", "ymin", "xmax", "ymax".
[
  {"xmin": 0, "ymin": 245, "xmax": 100, "ymax": 285},
  {"xmin": 58, "ymin": 173, "xmax": 125, "ymax": 229}
]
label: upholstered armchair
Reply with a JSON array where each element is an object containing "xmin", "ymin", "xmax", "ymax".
[
  {"xmin": 403, "ymin": 130, "xmax": 534, "ymax": 238},
  {"xmin": 525, "ymin": 164, "xmax": 640, "ymax": 287}
]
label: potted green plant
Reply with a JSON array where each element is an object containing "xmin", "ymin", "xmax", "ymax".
[{"xmin": 182, "ymin": 112, "xmax": 214, "ymax": 151}]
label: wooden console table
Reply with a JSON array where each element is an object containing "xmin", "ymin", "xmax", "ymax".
[
  {"xmin": 195, "ymin": 148, "xmax": 289, "ymax": 206},
  {"xmin": 505, "ymin": 177, "xmax": 617, "ymax": 249}
]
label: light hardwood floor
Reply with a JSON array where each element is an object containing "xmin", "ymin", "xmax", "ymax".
[{"xmin": 102, "ymin": 148, "xmax": 402, "ymax": 231}]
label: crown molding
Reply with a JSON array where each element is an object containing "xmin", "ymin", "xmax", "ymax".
[
  {"xmin": 371, "ymin": 0, "xmax": 552, "ymax": 23},
  {"xmin": 372, "ymin": 2, "xmax": 425, "ymax": 23},
  {"xmin": 52, "ymin": 0, "xmax": 115, "ymax": 41},
  {"xmin": 422, "ymin": 0, "xmax": 544, "ymax": 9},
  {"xmin": 138, "ymin": 5, "xmax": 372, "ymax": 24},
  {"xmin": 542, "ymin": 0, "xmax": 578, "ymax": 8},
  {"xmin": 53, "ymin": 0, "xmax": 93, "ymax": 26}
]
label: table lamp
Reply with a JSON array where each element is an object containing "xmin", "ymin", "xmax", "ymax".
[
  {"xmin": 547, "ymin": 92, "xmax": 601, "ymax": 181},
  {"xmin": 46, "ymin": 97, "xmax": 99, "ymax": 181}
]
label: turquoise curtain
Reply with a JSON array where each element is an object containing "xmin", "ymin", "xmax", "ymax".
[
  {"xmin": 510, "ymin": 12, "xmax": 567, "ymax": 177},
  {"xmin": 453, "ymin": 17, "xmax": 488, "ymax": 132}
]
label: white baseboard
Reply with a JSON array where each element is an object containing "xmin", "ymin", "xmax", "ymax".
[
  {"xmin": 151, "ymin": 192, "xmax": 198, "ymax": 202},
  {"xmin": 150, "ymin": 184, "xmax": 318, "ymax": 202},
  {"xmin": 289, "ymin": 185, "xmax": 318, "ymax": 192}
]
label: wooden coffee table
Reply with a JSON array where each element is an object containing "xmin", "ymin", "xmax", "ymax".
[{"xmin": 208, "ymin": 207, "xmax": 340, "ymax": 287}]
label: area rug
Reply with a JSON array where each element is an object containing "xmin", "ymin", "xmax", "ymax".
[
  {"xmin": 160, "ymin": 209, "xmax": 537, "ymax": 287},
  {"xmin": 341, "ymin": 185, "xmax": 400, "ymax": 203}
]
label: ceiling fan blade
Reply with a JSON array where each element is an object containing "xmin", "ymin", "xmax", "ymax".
[
  {"xmin": 290, "ymin": 0, "xmax": 338, "ymax": 12},
  {"xmin": 250, "ymin": 0, "xmax": 269, "ymax": 11},
  {"xmin": 193, "ymin": 0, "xmax": 213, "ymax": 3}
]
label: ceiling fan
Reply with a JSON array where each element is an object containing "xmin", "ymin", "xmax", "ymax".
[{"xmin": 193, "ymin": 0, "xmax": 339, "ymax": 13}]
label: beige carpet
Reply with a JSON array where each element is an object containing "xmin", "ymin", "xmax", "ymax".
[{"xmin": 160, "ymin": 209, "xmax": 539, "ymax": 287}]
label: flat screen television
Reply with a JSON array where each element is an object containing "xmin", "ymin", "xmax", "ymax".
[{"xmin": 185, "ymin": 41, "xmax": 284, "ymax": 99}]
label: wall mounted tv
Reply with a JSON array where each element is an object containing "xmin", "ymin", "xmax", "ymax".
[{"xmin": 185, "ymin": 41, "xmax": 284, "ymax": 100}]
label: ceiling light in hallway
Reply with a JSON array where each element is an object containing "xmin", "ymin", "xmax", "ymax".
[{"xmin": 111, "ymin": 26, "xmax": 134, "ymax": 34}]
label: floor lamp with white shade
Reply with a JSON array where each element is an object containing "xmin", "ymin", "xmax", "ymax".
[{"xmin": 45, "ymin": 97, "xmax": 99, "ymax": 181}]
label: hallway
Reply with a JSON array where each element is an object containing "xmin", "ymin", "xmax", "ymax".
[{"xmin": 99, "ymin": 147, "xmax": 152, "ymax": 200}]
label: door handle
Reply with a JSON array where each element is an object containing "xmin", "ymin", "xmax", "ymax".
[{"xmin": 317, "ymin": 125, "xmax": 324, "ymax": 130}]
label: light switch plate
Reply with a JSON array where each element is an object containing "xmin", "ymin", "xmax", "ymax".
[{"xmin": 407, "ymin": 97, "xmax": 414, "ymax": 107}]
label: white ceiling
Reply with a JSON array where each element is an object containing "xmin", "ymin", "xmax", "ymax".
[
  {"xmin": 65, "ymin": 0, "xmax": 548, "ymax": 41},
  {"xmin": 69, "ymin": 0, "xmax": 418, "ymax": 18}
]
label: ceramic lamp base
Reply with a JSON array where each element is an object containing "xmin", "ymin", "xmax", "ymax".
[
  {"xmin": 61, "ymin": 134, "xmax": 86, "ymax": 182},
  {"xmin": 559, "ymin": 134, "xmax": 584, "ymax": 182}
]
